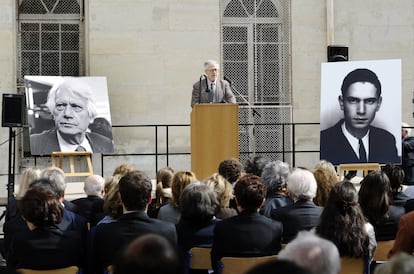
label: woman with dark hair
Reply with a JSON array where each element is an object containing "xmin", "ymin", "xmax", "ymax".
[
  {"xmin": 315, "ymin": 181, "xmax": 376, "ymax": 259},
  {"xmin": 382, "ymin": 164, "xmax": 411, "ymax": 207},
  {"xmin": 359, "ymin": 171, "xmax": 405, "ymax": 241},
  {"xmin": 176, "ymin": 182, "xmax": 220, "ymax": 253},
  {"xmin": 7, "ymin": 186, "xmax": 83, "ymax": 270}
]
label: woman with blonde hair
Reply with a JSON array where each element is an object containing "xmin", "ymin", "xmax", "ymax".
[
  {"xmin": 158, "ymin": 171, "xmax": 197, "ymax": 224},
  {"xmin": 313, "ymin": 160, "xmax": 338, "ymax": 207},
  {"xmin": 205, "ymin": 173, "xmax": 237, "ymax": 219}
]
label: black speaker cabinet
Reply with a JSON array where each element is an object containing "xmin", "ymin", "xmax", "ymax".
[
  {"xmin": 327, "ymin": 45, "xmax": 349, "ymax": 62},
  {"xmin": 2, "ymin": 93, "xmax": 24, "ymax": 128}
]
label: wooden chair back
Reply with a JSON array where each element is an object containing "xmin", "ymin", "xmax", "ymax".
[
  {"xmin": 186, "ymin": 247, "xmax": 212, "ymax": 271},
  {"xmin": 218, "ymin": 255, "xmax": 278, "ymax": 274},
  {"xmin": 17, "ymin": 266, "xmax": 79, "ymax": 274},
  {"xmin": 373, "ymin": 240, "xmax": 394, "ymax": 261},
  {"xmin": 340, "ymin": 257, "xmax": 368, "ymax": 274}
]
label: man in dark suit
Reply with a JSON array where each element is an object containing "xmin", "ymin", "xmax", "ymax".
[
  {"xmin": 92, "ymin": 170, "xmax": 177, "ymax": 273},
  {"xmin": 191, "ymin": 60, "xmax": 236, "ymax": 108},
  {"xmin": 29, "ymin": 77, "xmax": 113, "ymax": 155},
  {"xmin": 271, "ymin": 168, "xmax": 323, "ymax": 243},
  {"xmin": 71, "ymin": 174, "xmax": 105, "ymax": 226},
  {"xmin": 211, "ymin": 174, "xmax": 283, "ymax": 272},
  {"xmin": 320, "ymin": 68, "xmax": 400, "ymax": 165}
]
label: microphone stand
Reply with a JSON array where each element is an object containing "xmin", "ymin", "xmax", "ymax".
[{"xmin": 225, "ymin": 76, "xmax": 259, "ymax": 156}]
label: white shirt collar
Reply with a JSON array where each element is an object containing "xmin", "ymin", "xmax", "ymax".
[
  {"xmin": 56, "ymin": 131, "xmax": 93, "ymax": 152},
  {"xmin": 341, "ymin": 122, "xmax": 369, "ymax": 159}
]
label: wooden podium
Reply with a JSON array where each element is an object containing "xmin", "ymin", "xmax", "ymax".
[{"xmin": 191, "ymin": 104, "xmax": 239, "ymax": 180}]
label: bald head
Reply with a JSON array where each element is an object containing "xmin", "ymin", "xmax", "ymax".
[{"xmin": 84, "ymin": 174, "xmax": 105, "ymax": 197}]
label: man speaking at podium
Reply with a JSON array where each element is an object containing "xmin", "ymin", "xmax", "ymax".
[{"xmin": 191, "ymin": 60, "xmax": 236, "ymax": 108}]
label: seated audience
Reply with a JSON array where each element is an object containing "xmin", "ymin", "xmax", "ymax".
[
  {"xmin": 271, "ymin": 168, "xmax": 323, "ymax": 243},
  {"xmin": 278, "ymin": 231, "xmax": 340, "ymax": 274},
  {"xmin": 388, "ymin": 210, "xmax": 414, "ymax": 257},
  {"xmin": 148, "ymin": 166, "xmax": 174, "ymax": 218},
  {"xmin": 158, "ymin": 171, "xmax": 197, "ymax": 224},
  {"xmin": 92, "ymin": 170, "xmax": 177, "ymax": 273},
  {"xmin": 382, "ymin": 164, "xmax": 411, "ymax": 207},
  {"xmin": 313, "ymin": 160, "xmax": 338, "ymax": 207},
  {"xmin": 113, "ymin": 234, "xmax": 184, "ymax": 274},
  {"xmin": 71, "ymin": 174, "xmax": 105, "ymax": 226},
  {"xmin": 315, "ymin": 181, "xmax": 376, "ymax": 260},
  {"xmin": 211, "ymin": 174, "xmax": 283, "ymax": 272},
  {"xmin": 375, "ymin": 252, "xmax": 414, "ymax": 274},
  {"xmin": 246, "ymin": 259, "xmax": 311, "ymax": 274},
  {"xmin": 359, "ymin": 171, "xmax": 405, "ymax": 241},
  {"xmin": 204, "ymin": 173, "xmax": 237, "ymax": 219},
  {"xmin": 176, "ymin": 182, "xmax": 220, "ymax": 256},
  {"xmin": 243, "ymin": 155, "xmax": 271, "ymax": 177},
  {"xmin": 218, "ymin": 157, "xmax": 244, "ymax": 186},
  {"xmin": 260, "ymin": 160, "xmax": 293, "ymax": 217},
  {"xmin": 7, "ymin": 186, "xmax": 83, "ymax": 270}
]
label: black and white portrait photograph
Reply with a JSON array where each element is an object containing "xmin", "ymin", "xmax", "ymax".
[
  {"xmin": 320, "ymin": 59, "xmax": 401, "ymax": 165},
  {"xmin": 24, "ymin": 76, "xmax": 114, "ymax": 155}
]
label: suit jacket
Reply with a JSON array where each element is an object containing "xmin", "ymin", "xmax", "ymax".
[
  {"xmin": 271, "ymin": 199, "xmax": 323, "ymax": 243},
  {"xmin": 3, "ymin": 208, "xmax": 87, "ymax": 260},
  {"xmin": 320, "ymin": 120, "xmax": 400, "ymax": 165},
  {"xmin": 389, "ymin": 210, "xmax": 414, "ymax": 258},
  {"xmin": 373, "ymin": 205, "xmax": 405, "ymax": 241},
  {"xmin": 7, "ymin": 226, "xmax": 83, "ymax": 270},
  {"xmin": 72, "ymin": 195, "xmax": 104, "ymax": 226},
  {"xmin": 92, "ymin": 211, "xmax": 177, "ymax": 272},
  {"xmin": 402, "ymin": 136, "xmax": 414, "ymax": 184},
  {"xmin": 191, "ymin": 79, "xmax": 236, "ymax": 108},
  {"xmin": 175, "ymin": 218, "xmax": 220, "ymax": 253},
  {"xmin": 211, "ymin": 211, "xmax": 282, "ymax": 272},
  {"xmin": 30, "ymin": 128, "xmax": 114, "ymax": 155}
]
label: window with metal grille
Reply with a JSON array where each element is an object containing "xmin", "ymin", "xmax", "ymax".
[
  {"xmin": 17, "ymin": 0, "xmax": 84, "ymax": 156},
  {"xmin": 221, "ymin": 0, "xmax": 292, "ymax": 163},
  {"xmin": 17, "ymin": 0, "xmax": 84, "ymax": 85}
]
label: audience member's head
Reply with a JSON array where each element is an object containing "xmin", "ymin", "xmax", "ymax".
[
  {"xmin": 260, "ymin": 160, "xmax": 290, "ymax": 196},
  {"xmin": 103, "ymin": 175, "xmax": 123, "ymax": 220},
  {"xmin": 204, "ymin": 173, "xmax": 234, "ymax": 208},
  {"xmin": 19, "ymin": 186, "xmax": 63, "ymax": 229},
  {"xmin": 278, "ymin": 231, "xmax": 340, "ymax": 274},
  {"xmin": 313, "ymin": 160, "xmax": 338, "ymax": 206},
  {"xmin": 359, "ymin": 170, "xmax": 392, "ymax": 225},
  {"xmin": 382, "ymin": 163, "xmax": 405, "ymax": 196},
  {"xmin": 287, "ymin": 168, "xmax": 318, "ymax": 202},
  {"xmin": 104, "ymin": 174, "xmax": 122, "ymax": 195},
  {"xmin": 246, "ymin": 259, "xmax": 311, "ymax": 274},
  {"xmin": 118, "ymin": 170, "xmax": 152, "ymax": 212},
  {"xmin": 244, "ymin": 155, "xmax": 271, "ymax": 177},
  {"xmin": 113, "ymin": 233, "xmax": 184, "ymax": 274},
  {"xmin": 375, "ymin": 252, "xmax": 414, "ymax": 274},
  {"xmin": 402, "ymin": 122, "xmax": 411, "ymax": 139},
  {"xmin": 16, "ymin": 167, "xmax": 41, "ymax": 199},
  {"xmin": 234, "ymin": 174, "xmax": 266, "ymax": 213},
  {"xmin": 316, "ymin": 181, "xmax": 370, "ymax": 258},
  {"xmin": 39, "ymin": 167, "xmax": 66, "ymax": 199},
  {"xmin": 84, "ymin": 174, "xmax": 105, "ymax": 197},
  {"xmin": 112, "ymin": 164, "xmax": 135, "ymax": 177},
  {"xmin": 218, "ymin": 157, "xmax": 244, "ymax": 183},
  {"xmin": 180, "ymin": 182, "xmax": 219, "ymax": 225},
  {"xmin": 29, "ymin": 178, "xmax": 61, "ymax": 200},
  {"xmin": 170, "ymin": 171, "xmax": 197, "ymax": 208},
  {"xmin": 155, "ymin": 167, "xmax": 175, "ymax": 207}
]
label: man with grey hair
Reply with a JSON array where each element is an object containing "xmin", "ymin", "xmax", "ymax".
[
  {"xmin": 72, "ymin": 174, "xmax": 105, "ymax": 225},
  {"xmin": 402, "ymin": 122, "xmax": 414, "ymax": 184},
  {"xmin": 30, "ymin": 77, "xmax": 113, "ymax": 155},
  {"xmin": 278, "ymin": 231, "xmax": 340, "ymax": 274},
  {"xmin": 271, "ymin": 168, "xmax": 323, "ymax": 243},
  {"xmin": 191, "ymin": 60, "xmax": 236, "ymax": 107}
]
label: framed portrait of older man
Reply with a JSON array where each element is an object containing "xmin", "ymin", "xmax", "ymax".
[
  {"xmin": 320, "ymin": 59, "xmax": 401, "ymax": 165},
  {"xmin": 24, "ymin": 76, "xmax": 114, "ymax": 155}
]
